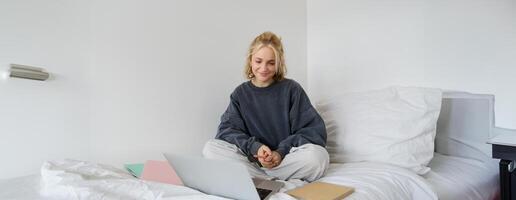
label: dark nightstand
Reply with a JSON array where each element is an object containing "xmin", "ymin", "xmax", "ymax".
[{"xmin": 489, "ymin": 129, "xmax": 516, "ymax": 200}]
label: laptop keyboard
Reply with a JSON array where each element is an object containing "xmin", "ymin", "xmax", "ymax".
[{"xmin": 256, "ymin": 188, "xmax": 273, "ymax": 199}]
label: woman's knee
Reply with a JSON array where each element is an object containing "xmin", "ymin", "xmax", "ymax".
[
  {"xmin": 203, "ymin": 139, "xmax": 228, "ymax": 158},
  {"xmin": 202, "ymin": 139, "xmax": 242, "ymax": 159},
  {"xmin": 202, "ymin": 139, "xmax": 215, "ymax": 158},
  {"xmin": 301, "ymin": 144, "xmax": 329, "ymax": 170},
  {"xmin": 308, "ymin": 144, "xmax": 330, "ymax": 169}
]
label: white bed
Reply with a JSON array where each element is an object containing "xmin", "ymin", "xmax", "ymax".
[
  {"xmin": 322, "ymin": 151, "xmax": 499, "ymax": 200},
  {"xmin": 0, "ymin": 91, "xmax": 503, "ymax": 200},
  {"xmin": 5, "ymin": 159, "xmax": 434, "ymax": 200},
  {"xmin": 426, "ymin": 153, "xmax": 499, "ymax": 200},
  {"xmin": 0, "ymin": 154, "xmax": 497, "ymax": 200}
]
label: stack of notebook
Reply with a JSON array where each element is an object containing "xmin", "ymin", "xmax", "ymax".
[{"xmin": 125, "ymin": 160, "xmax": 183, "ymax": 185}]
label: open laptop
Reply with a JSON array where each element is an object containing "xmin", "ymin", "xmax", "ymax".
[{"xmin": 163, "ymin": 153, "xmax": 284, "ymax": 200}]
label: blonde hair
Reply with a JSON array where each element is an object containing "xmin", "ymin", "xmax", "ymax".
[{"xmin": 244, "ymin": 31, "xmax": 286, "ymax": 81}]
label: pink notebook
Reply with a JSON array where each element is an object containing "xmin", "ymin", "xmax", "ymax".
[{"xmin": 141, "ymin": 160, "xmax": 183, "ymax": 185}]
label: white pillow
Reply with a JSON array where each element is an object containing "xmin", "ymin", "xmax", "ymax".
[{"xmin": 317, "ymin": 86, "xmax": 442, "ymax": 175}]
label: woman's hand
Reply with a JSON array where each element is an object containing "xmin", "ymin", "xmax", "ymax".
[
  {"xmin": 268, "ymin": 151, "xmax": 282, "ymax": 168},
  {"xmin": 255, "ymin": 145, "xmax": 273, "ymax": 168},
  {"xmin": 256, "ymin": 144, "xmax": 272, "ymax": 160},
  {"xmin": 255, "ymin": 145, "xmax": 282, "ymax": 169},
  {"xmin": 256, "ymin": 145, "xmax": 272, "ymax": 161}
]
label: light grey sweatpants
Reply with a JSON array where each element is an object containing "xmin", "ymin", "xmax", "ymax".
[{"xmin": 202, "ymin": 139, "xmax": 329, "ymax": 182}]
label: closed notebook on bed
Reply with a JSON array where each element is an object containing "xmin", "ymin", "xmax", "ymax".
[
  {"xmin": 124, "ymin": 163, "xmax": 144, "ymax": 178},
  {"xmin": 141, "ymin": 160, "xmax": 183, "ymax": 185},
  {"xmin": 287, "ymin": 182, "xmax": 354, "ymax": 200}
]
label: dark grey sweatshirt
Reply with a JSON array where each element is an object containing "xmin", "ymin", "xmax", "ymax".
[{"xmin": 215, "ymin": 79, "xmax": 327, "ymax": 161}]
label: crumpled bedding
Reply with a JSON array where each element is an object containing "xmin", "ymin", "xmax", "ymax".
[
  {"xmin": 1, "ymin": 159, "xmax": 437, "ymax": 200},
  {"xmin": 40, "ymin": 159, "xmax": 228, "ymax": 200}
]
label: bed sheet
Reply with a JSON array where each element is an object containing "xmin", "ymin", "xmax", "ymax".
[
  {"xmin": 0, "ymin": 174, "xmax": 43, "ymax": 200},
  {"xmin": 0, "ymin": 159, "xmax": 439, "ymax": 200},
  {"xmin": 318, "ymin": 162, "xmax": 437, "ymax": 200},
  {"xmin": 0, "ymin": 175, "xmax": 228, "ymax": 200},
  {"xmin": 425, "ymin": 153, "xmax": 499, "ymax": 200},
  {"xmin": 0, "ymin": 159, "xmax": 229, "ymax": 200}
]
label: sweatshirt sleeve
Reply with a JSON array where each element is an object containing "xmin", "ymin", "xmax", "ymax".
[
  {"xmin": 215, "ymin": 93, "xmax": 263, "ymax": 158},
  {"xmin": 275, "ymin": 84, "xmax": 327, "ymax": 158}
]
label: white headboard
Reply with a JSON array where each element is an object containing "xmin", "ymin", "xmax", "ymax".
[{"xmin": 435, "ymin": 91, "xmax": 495, "ymax": 161}]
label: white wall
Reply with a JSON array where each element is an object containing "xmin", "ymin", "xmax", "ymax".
[
  {"xmin": 0, "ymin": 0, "xmax": 306, "ymax": 179},
  {"xmin": 0, "ymin": 0, "xmax": 91, "ymax": 179},
  {"xmin": 5, "ymin": 0, "xmax": 512, "ymax": 179},
  {"xmin": 88, "ymin": 0, "xmax": 307, "ymax": 168},
  {"xmin": 307, "ymin": 0, "xmax": 516, "ymax": 129}
]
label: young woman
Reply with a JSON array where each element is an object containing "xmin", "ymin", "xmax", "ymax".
[{"xmin": 203, "ymin": 31, "xmax": 328, "ymax": 182}]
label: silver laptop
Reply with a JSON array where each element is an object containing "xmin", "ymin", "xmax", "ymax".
[{"xmin": 163, "ymin": 153, "xmax": 284, "ymax": 200}]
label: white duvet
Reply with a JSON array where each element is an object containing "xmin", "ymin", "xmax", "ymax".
[
  {"xmin": 26, "ymin": 159, "xmax": 437, "ymax": 200},
  {"xmin": 0, "ymin": 159, "xmax": 438, "ymax": 199},
  {"xmin": 38, "ymin": 159, "xmax": 228, "ymax": 200}
]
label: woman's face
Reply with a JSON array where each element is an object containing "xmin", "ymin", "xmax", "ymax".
[{"xmin": 251, "ymin": 46, "xmax": 276, "ymax": 85}]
